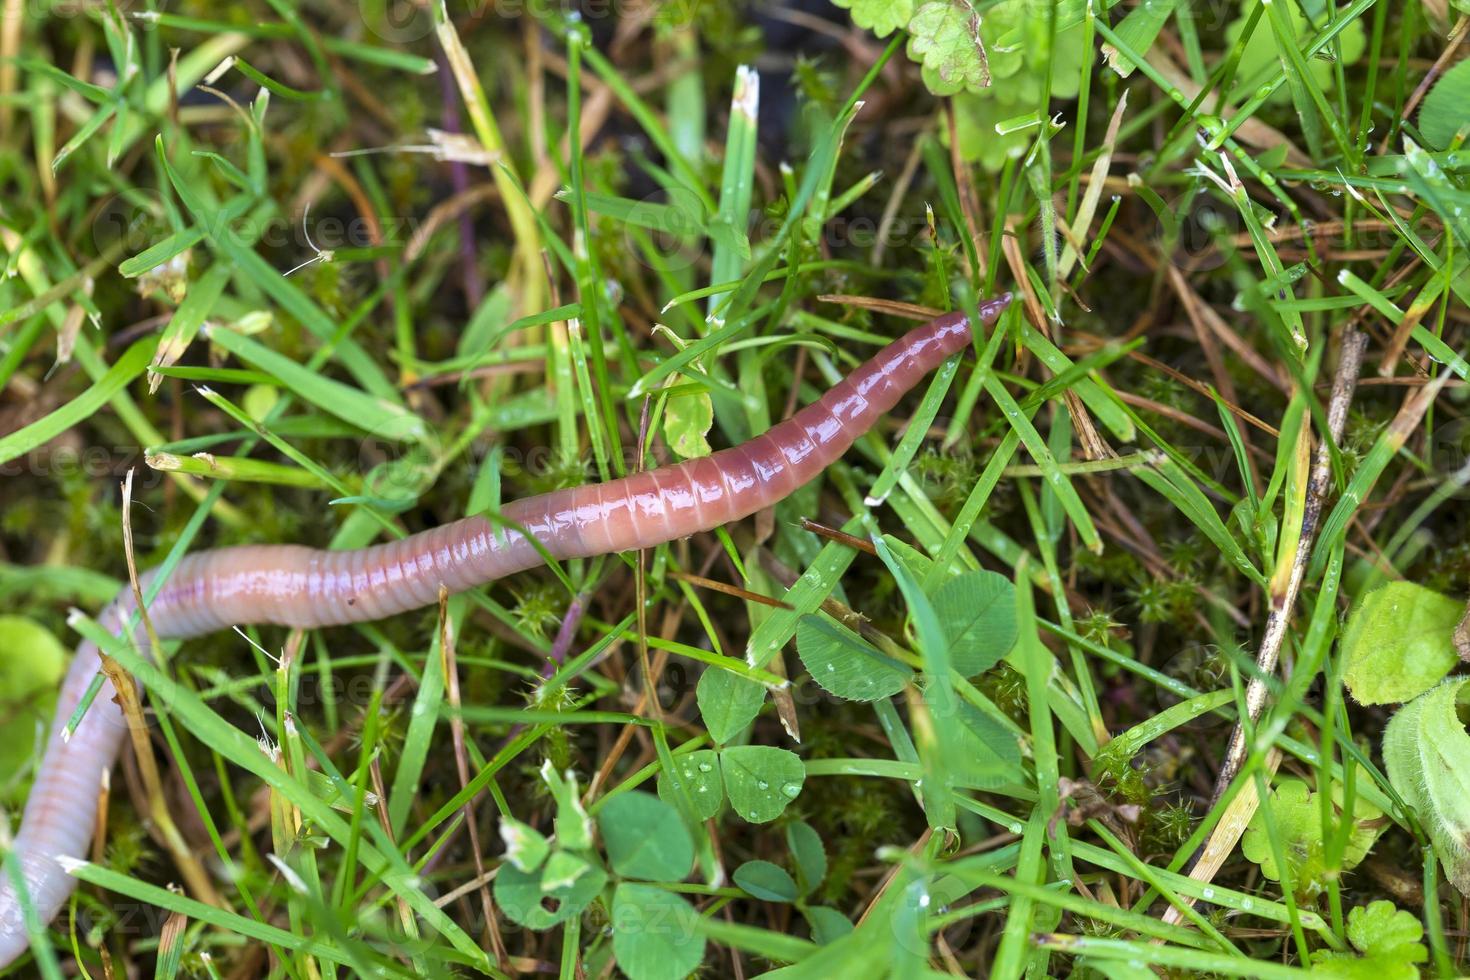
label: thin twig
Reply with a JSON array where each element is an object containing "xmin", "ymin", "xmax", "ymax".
[{"xmin": 1167, "ymin": 329, "xmax": 1367, "ymax": 921}]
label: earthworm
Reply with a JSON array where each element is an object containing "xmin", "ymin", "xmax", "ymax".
[{"xmin": 0, "ymin": 295, "xmax": 1011, "ymax": 965}]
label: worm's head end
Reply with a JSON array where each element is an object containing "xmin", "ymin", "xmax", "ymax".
[{"xmin": 980, "ymin": 291, "xmax": 1014, "ymax": 322}]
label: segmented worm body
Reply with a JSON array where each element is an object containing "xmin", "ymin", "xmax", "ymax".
[{"xmin": 0, "ymin": 296, "xmax": 1011, "ymax": 965}]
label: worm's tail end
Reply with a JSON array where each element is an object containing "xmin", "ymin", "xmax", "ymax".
[{"xmin": 1, "ymin": 628, "xmax": 135, "ymax": 969}]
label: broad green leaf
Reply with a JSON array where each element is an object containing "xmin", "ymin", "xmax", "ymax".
[
  {"xmin": 830, "ymin": 0, "xmax": 914, "ymax": 37},
  {"xmin": 1312, "ymin": 901, "xmax": 1428, "ymax": 979},
  {"xmin": 1419, "ymin": 59, "xmax": 1470, "ymax": 151},
  {"xmin": 802, "ymin": 905, "xmax": 855, "ymax": 945},
  {"xmin": 0, "ymin": 616, "xmax": 67, "ymax": 791},
  {"xmin": 907, "ymin": 2, "xmax": 990, "ymax": 95},
  {"xmin": 930, "ymin": 570, "xmax": 1017, "ymax": 676},
  {"xmin": 795, "ymin": 614, "xmax": 912, "ymax": 702},
  {"xmin": 733, "ymin": 860, "xmax": 798, "ymax": 902},
  {"xmin": 497, "ymin": 816, "xmax": 549, "ymax": 874},
  {"xmin": 598, "ymin": 791, "xmax": 694, "ymax": 882},
  {"xmin": 1383, "ymin": 678, "xmax": 1470, "ymax": 896},
  {"xmin": 953, "ymin": 702, "xmax": 1024, "ymax": 785},
  {"xmin": 1243, "ymin": 777, "xmax": 1386, "ymax": 897},
  {"xmin": 1342, "ymin": 581, "xmax": 1461, "ymax": 705},
  {"xmin": 721, "ymin": 745, "xmax": 804, "ymax": 823},
  {"xmin": 657, "ymin": 749, "xmax": 723, "ymax": 822},
  {"xmin": 697, "ymin": 667, "xmax": 765, "ymax": 744},
  {"xmin": 494, "ymin": 856, "xmax": 606, "ymax": 930},
  {"xmin": 540, "ymin": 761, "xmax": 593, "ymax": 851},
  {"xmin": 611, "ymin": 883, "xmax": 705, "ymax": 980},
  {"xmin": 785, "ymin": 820, "xmax": 826, "ymax": 897},
  {"xmin": 663, "ymin": 378, "xmax": 713, "ymax": 459}
]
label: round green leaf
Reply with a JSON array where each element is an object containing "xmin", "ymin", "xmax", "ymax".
[
  {"xmin": 1241, "ymin": 775, "xmax": 1385, "ymax": 896},
  {"xmin": 785, "ymin": 820, "xmax": 826, "ymax": 896},
  {"xmin": 1420, "ymin": 59, "xmax": 1470, "ymax": 150},
  {"xmin": 795, "ymin": 614, "xmax": 912, "ymax": 702},
  {"xmin": 1342, "ymin": 581, "xmax": 1461, "ymax": 705},
  {"xmin": 494, "ymin": 854, "xmax": 606, "ymax": 930},
  {"xmin": 598, "ymin": 791, "xmax": 693, "ymax": 882},
  {"xmin": 803, "ymin": 905, "xmax": 854, "ymax": 945},
  {"xmin": 733, "ymin": 860, "xmax": 798, "ymax": 902},
  {"xmin": 720, "ymin": 745, "xmax": 804, "ymax": 823},
  {"xmin": 0, "ymin": 616, "xmax": 67, "ymax": 791},
  {"xmin": 611, "ymin": 883, "xmax": 705, "ymax": 980},
  {"xmin": 663, "ymin": 376, "xmax": 713, "ymax": 459},
  {"xmin": 696, "ymin": 667, "xmax": 765, "ymax": 744},
  {"xmin": 931, "ymin": 570, "xmax": 1017, "ymax": 676},
  {"xmin": 656, "ymin": 749, "xmax": 723, "ymax": 822},
  {"xmin": 830, "ymin": 0, "xmax": 914, "ymax": 38}
]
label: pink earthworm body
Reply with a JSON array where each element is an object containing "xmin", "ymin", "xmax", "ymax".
[{"xmin": 0, "ymin": 296, "xmax": 1012, "ymax": 966}]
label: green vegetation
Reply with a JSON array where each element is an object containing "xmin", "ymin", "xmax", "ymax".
[{"xmin": 2, "ymin": 0, "xmax": 1470, "ymax": 976}]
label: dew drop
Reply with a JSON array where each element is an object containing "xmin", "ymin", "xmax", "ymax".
[
  {"xmin": 697, "ymin": 762, "xmax": 713, "ymax": 773},
  {"xmin": 781, "ymin": 782, "xmax": 801, "ymax": 798},
  {"xmin": 757, "ymin": 780, "xmax": 770, "ymax": 791},
  {"xmin": 1201, "ymin": 887, "xmax": 1215, "ymax": 900},
  {"xmin": 1241, "ymin": 898, "xmax": 1254, "ymax": 911}
]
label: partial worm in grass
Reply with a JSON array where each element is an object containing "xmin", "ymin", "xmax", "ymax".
[{"xmin": 0, "ymin": 294, "xmax": 1012, "ymax": 965}]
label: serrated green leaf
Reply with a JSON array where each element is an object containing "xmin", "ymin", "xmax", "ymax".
[
  {"xmin": 1242, "ymin": 776, "xmax": 1387, "ymax": 896},
  {"xmin": 721, "ymin": 745, "xmax": 804, "ymax": 823},
  {"xmin": 657, "ymin": 749, "xmax": 724, "ymax": 822},
  {"xmin": 733, "ymin": 860, "xmax": 798, "ymax": 902},
  {"xmin": 907, "ymin": 2, "xmax": 990, "ymax": 95},
  {"xmin": 598, "ymin": 791, "xmax": 694, "ymax": 882},
  {"xmin": 794, "ymin": 614, "xmax": 912, "ymax": 702},
  {"xmin": 930, "ymin": 570, "xmax": 1017, "ymax": 676},
  {"xmin": 1312, "ymin": 901, "xmax": 1427, "ymax": 979},
  {"xmin": 1342, "ymin": 581, "xmax": 1461, "ymax": 705},
  {"xmin": 697, "ymin": 666, "xmax": 765, "ymax": 744},
  {"xmin": 830, "ymin": 0, "xmax": 915, "ymax": 38},
  {"xmin": 785, "ymin": 820, "xmax": 826, "ymax": 897},
  {"xmin": 611, "ymin": 883, "xmax": 705, "ymax": 980}
]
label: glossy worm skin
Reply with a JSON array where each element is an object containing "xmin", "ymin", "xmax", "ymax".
[{"xmin": 0, "ymin": 295, "xmax": 1011, "ymax": 965}]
